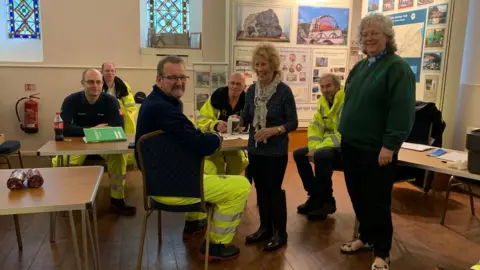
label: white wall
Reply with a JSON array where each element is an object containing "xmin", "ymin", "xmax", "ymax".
[
  {"xmin": 0, "ymin": 0, "xmax": 226, "ymax": 152},
  {"xmin": 0, "ymin": 1, "xmax": 43, "ymax": 62}
]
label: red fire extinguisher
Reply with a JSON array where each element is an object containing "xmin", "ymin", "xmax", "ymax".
[{"xmin": 15, "ymin": 93, "xmax": 40, "ymax": 134}]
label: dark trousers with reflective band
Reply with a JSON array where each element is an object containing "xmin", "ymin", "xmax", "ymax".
[
  {"xmin": 293, "ymin": 146, "xmax": 340, "ymax": 203},
  {"xmin": 248, "ymin": 153, "xmax": 288, "ymax": 231},
  {"xmin": 341, "ymin": 141, "xmax": 397, "ymax": 259}
]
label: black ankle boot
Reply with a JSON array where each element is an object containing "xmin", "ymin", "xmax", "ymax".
[
  {"xmin": 264, "ymin": 190, "xmax": 288, "ymax": 251},
  {"xmin": 246, "ymin": 191, "xmax": 272, "ymax": 244}
]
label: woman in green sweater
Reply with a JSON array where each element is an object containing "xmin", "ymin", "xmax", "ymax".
[{"xmin": 338, "ymin": 13, "xmax": 416, "ymax": 270}]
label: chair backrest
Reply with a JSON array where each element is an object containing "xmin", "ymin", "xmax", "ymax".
[{"xmin": 136, "ymin": 130, "xmax": 205, "ymax": 210}]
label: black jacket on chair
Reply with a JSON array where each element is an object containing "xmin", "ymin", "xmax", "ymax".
[{"xmin": 395, "ymin": 101, "xmax": 446, "ymax": 189}]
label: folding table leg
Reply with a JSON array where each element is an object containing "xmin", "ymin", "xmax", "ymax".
[
  {"xmin": 13, "ymin": 215, "xmax": 22, "ymax": 251},
  {"xmin": 82, "ymin": 210, "xmax": 89, "ymax": 270},
  {"xmin": 69, "ymin": 210, "xmax": 82, "ymax": 270},
  {"xmin": 92, "ymin": 203, "xmax": 101, "ymax": 270}
]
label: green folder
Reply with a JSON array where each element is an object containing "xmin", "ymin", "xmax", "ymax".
[{"xmin": 82, "ymin": 127, "xmax": 127, "ymax": 143}]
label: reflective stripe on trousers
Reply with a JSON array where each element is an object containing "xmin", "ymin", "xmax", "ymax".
[{"xmin": 153, "ymin": 174, "xmax": 251, "ymax": 244}]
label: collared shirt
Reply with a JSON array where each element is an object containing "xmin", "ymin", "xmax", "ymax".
[
  {"xmin": 367, "ymin": 49, "xmax": 388, "ymax": 67},
  {"xmin": 106, "ymin": 83, "xmax": 116, "ymax": 97}
]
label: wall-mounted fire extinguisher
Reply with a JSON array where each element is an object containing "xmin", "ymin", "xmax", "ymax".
[{"xmin": 15, "ymin": 93, "xmax": 40, "ymax": 134}]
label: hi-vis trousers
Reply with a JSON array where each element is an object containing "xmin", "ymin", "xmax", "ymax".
[
  {"xmin": 52, "ymin": 154, "xmax": 128, "ymax": 200},
  {"xmin": 153, "ymin": 174, "xmax": 251, "ymax": 244},
  {"xmin": 204, "ymin": 150, "xmax": 248, "ymax": 175}
]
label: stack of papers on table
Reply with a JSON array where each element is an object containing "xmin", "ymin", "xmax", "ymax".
[
  {"xmin": 401, "ymin": 142, "xmax": 434, "ymax": 151},
  {"xmin": 437, "ymin": 152, "xmax": 468, "ymax": 162},
  {"xmin": 222, "ymin": 133, "xmax": 249, "ymax": 141}
]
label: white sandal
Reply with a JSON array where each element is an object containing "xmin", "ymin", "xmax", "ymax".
[{"xmin": 371, "ymin": 257, "xmax": 390, "ymax": 270}]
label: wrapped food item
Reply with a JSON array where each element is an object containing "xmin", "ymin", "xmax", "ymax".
[
  {"xmin": 25, "ymin": 168, "xmax": 44, "ymax": 188},
  {"xmin": 7, "ymin": 169, "xmax": 26, "ymax": 190}
]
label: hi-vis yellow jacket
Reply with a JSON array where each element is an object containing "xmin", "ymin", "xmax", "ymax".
[
  {"xmin": 307, "ymin": 88, "xmax": 345, "ymax": 151},
  {"xmin": 119, "ymin": 82, "xmax": 137, "ymax": 135},
  {"xmin": 196, "ymin": 87, "xmax": 245, "ymax": 133}
]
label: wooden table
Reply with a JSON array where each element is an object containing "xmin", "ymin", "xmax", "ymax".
[
  {"xmin": 0, "ymin": 166, "xmax": 103, "ymax": 270},
  {"xmin": 398, "ymin": 148, "xmax": 479, "ymax": 225},
  {"xmin": 37, "ymin": 135, "xmax": 248, "ymax": 158}
]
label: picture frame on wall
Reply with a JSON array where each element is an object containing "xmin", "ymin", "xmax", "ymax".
[
  {"xmin": 425, "ymin": 28, "xmax": 445, "ymax": 48},
  {"xmin": 422, "ymin": 52, "xmax": 443, "ymax": 72},
  {"xmin": 296, "ymin": 6, "xmax": 350, "ymax": 46},
  {"xmin": 383, "ymin": 0, "xmax": 395, "ymax": 12},
  {"xmin": 418, "ymin": 0, "xmax": 434, "ymax": 6},
  {"xmin": 235, "ymin": 4, "xmax": 291, "ymax": 42},
  {"xmin": 367, "ymin": 0, "xmax": 379, "ymax": 12},
  {"xmin": 428, "ymin": 4, "xmax": 448, "ymax": 25},
  {"xmin": 398, "ymin": 0, "xmax": 414, "ymax": 9},
  {"xmin": 423, "ymin": 75, "xmax": 439, "ymax": 102}
]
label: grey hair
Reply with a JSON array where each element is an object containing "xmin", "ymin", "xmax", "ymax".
[
  {"xmin": 157, "ymin": 55, "xmax": 185, "ymax": 76},
  {"xmin": 319, "ymin": 73, "xmax": 341, "ymax": 88},
  {"xmin": 358, "ymin": 13, "xmax": 398, "ymax": 54}
]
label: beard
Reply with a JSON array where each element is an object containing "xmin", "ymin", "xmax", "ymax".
[{"xmin": 171, "ymin": 87, "xmax": 185, "ymax": 99}]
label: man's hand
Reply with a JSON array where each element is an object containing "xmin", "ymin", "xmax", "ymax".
[
  {"xmin": 306, "ymin": 149, "xmax": 315, "ymax": 163},
  {"xmin": 215, "ymin": 121, "xmax": 228, "ymax": 133},
  {"xmin": 378, "ymin": 147, "xmax": 394, "ymax": 166},
  {"xmin": 254, "ymin": 127, "xmax": 277, "ymax": 142},
  {"xmin": 94, "ymin": 124, "xmax": 108, "ymax": 128}
]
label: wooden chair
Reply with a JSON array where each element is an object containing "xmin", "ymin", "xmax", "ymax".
[
  {"xmin": 135, "ymin": 130, "xmax": 213, "ymax": 270},
  {"xmin": 0, "ymin": 140, "xmax": 24, "ymax": 251}
]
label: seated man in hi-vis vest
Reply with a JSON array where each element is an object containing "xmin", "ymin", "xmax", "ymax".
[
  {"xmin": 196, "ymin": 72, "xmax": 249, "ymax": 175},
  {"xmin": 293, "ymin": 73, "xmax": 344, "ymax": 221},
  {"xmin": 52, "ymin": 68, "xmax": 135, "ymax": 216}
]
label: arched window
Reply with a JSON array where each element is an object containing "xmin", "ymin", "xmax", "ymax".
[{"xmin": 7, "ymin": 0, "xmax": 41, "ymax": 39}]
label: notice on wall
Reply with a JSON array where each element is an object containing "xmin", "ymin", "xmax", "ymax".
[
  {"xmin": 423, "ymin": 75, "xmax": 439, "ymax": 102},
  {"xmin": 388, "ymin": 9, "xmax": 427, "ymax": 83},
  {"xmin": 233, "ymin": 46, "xmax": 256, "ymax": 86},
  {"xmin": 311, "ymin": 49, "xmax": 348, "ymax": 102},
  {"xmin": 278, "ymin": 47, "xmax": 311, "ymax": 104}
]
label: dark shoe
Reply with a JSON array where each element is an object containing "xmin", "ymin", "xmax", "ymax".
[
  {"xmin": 264, "ymin": 231, "xmax": 288, "ymax": 251},
  {"xmin": 246, "ymin": 226, "xmax": 273, "ymax": 244},
  {"xmin": 264, "ymin": 190, "xmax": 288, "ymax": 251},
  {"xmin": 307, "ymin": 202, "xmax": 336, "ymax": 221},
  {"xmin": 199, "ymin": 241, "xmax": 240, "ymax": 261},
  {"xmin": 246, "ymin": 191, "xmax": 272, "ymax": 244},
  {"xmin": 109, "ymin": 198, "xmax": 136, "ymax": 216},
  {"xmin": 297, "ymin": 196, "xmax": 322, "ymax": 215},
  {"xmin": 182, "ymin": 219, "xmax": 207, "ymax": 241}
]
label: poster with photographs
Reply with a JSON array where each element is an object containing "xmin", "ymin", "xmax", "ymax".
[
  {"xmin": 428, "ymin": 4, "xmax": 448, "ymax": 25},
  {"xmin": 211, "ymin": 72, "xmax": 227, "ymax": 88},
  {"xmin": 297, "ymin": 104, "xmax": 318, "ymax": 121},
  {"xmin": 423, "ymin": 75, "xmax": 439, "ymax": 102},
  {"xmin": 195, "ymin": 72, "xmax": 211, "ymax": 88},
  {"xmin": 278, "ymin": 47, "xmax": 311, "ymax": 103},
  {"xmin": 195, "ymin": 94, "xmax": 210, "ymax": 110},
  {"xmin": 423, "ymin": 52, "xmax": 443, "ymax": 72},
  {"xmin": 383, "ymin": 0, "xmax": 395, "ymax": 11},
  {"xmin": 425, "ymin": 28, "xmax": 445, "ymax": 48},
  {"xmin": 311, "ymin": 49, "xmax": 348, "ymax": 102},
  {"xmin": 398, "ymin": 0, "xmax": 413, "ymax": 9},
  {"xmin": 233, "ymin": 46, "xmax": 256, "ymax": 86}
]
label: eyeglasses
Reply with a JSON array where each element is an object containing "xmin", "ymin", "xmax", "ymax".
[
  {"xmin": 162, "ymin": 75, "xmax": 189, "ymax": 82},
  {"xmin": 83, "ymin": 80, "xmax": 103, "ymax": 86}
]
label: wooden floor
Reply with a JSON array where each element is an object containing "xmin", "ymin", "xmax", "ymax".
[{"xmin": 1, "ymin": 155, "xmax": 480, "ymax": 270}]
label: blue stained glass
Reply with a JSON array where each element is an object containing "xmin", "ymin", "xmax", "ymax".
[
  {"xmin": 149, "ymin": 0, "xmax": 189, "ymax": 34},
  {"xmin": 8, "ymin": 0, "xmax": 41, "ymax": 39}
]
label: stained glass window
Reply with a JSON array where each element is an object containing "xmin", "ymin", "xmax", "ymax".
[
  {"xmin": 7, "ymin": 0, "xmax": 41, "ymax": 39},
  {"xmin": 149, "ymin": 0, "xmax": 189, "ymax": 34}
]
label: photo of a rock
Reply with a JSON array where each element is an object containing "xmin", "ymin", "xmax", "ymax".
[{"xmin": 236, "ymin": 5, "xmax": 291, "ymax": 42}]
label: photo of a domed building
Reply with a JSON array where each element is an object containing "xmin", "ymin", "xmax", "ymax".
[{"xmin": 297, "ymin": 6, "xmax": 350, "ymax": 46}]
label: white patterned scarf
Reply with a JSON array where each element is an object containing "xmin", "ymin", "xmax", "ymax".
[{"xmin": 253, "ymin": 75, "xmax": 281, "ymax": 131}]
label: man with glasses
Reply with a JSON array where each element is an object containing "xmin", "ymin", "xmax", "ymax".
[
  {"xmin": 52, "ymin": 68, "xmax": 136, "ymax": 216},
  {"xmin": 135, "ymin": 56, "xmax": 251, "ymax": 261},
  {"xmin": 293, "ymin": 73, "xmax": 344, "ymax": 221},
  {"xmin": 196, "ymin": 72, "xmax": 248, "ymax": 175}
]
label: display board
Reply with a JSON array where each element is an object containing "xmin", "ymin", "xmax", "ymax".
[
  {"xmin": 230, "ymin": 0, "xmax": 354, "ymax": 126},
  {"xmin": 363, "ymin": 0, "xmax": 453, "ymax": 104}
]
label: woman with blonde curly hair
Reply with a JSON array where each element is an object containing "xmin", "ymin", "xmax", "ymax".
[
  {"xmin": 338, "ymin": 13, "xmax": 416, "ymax": 270},
  {"xmin": 240, "ymin": 42, "xmax": 298, "ymax": 251}
]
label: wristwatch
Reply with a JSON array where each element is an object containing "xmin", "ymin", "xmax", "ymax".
[{"xmin": 277, "ymin": 127, "xmax": 282, "ymax": 135}]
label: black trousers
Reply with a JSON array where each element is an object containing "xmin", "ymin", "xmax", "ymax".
[
  {"xmin": 293, "ymin": 146, "xmax": 341, "ymax": 203},
  {"xmin": 341, "ymin": 141, "xmax": 397, "ymax": 259},
  {"xmin": 248, "ymin": 153, "xmax": 288, "ymax": 230}
]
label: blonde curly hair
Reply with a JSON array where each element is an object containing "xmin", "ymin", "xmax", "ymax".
[{"xmin": 251, "ymin": 42, "xmax": 282, "ymax": 78}]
